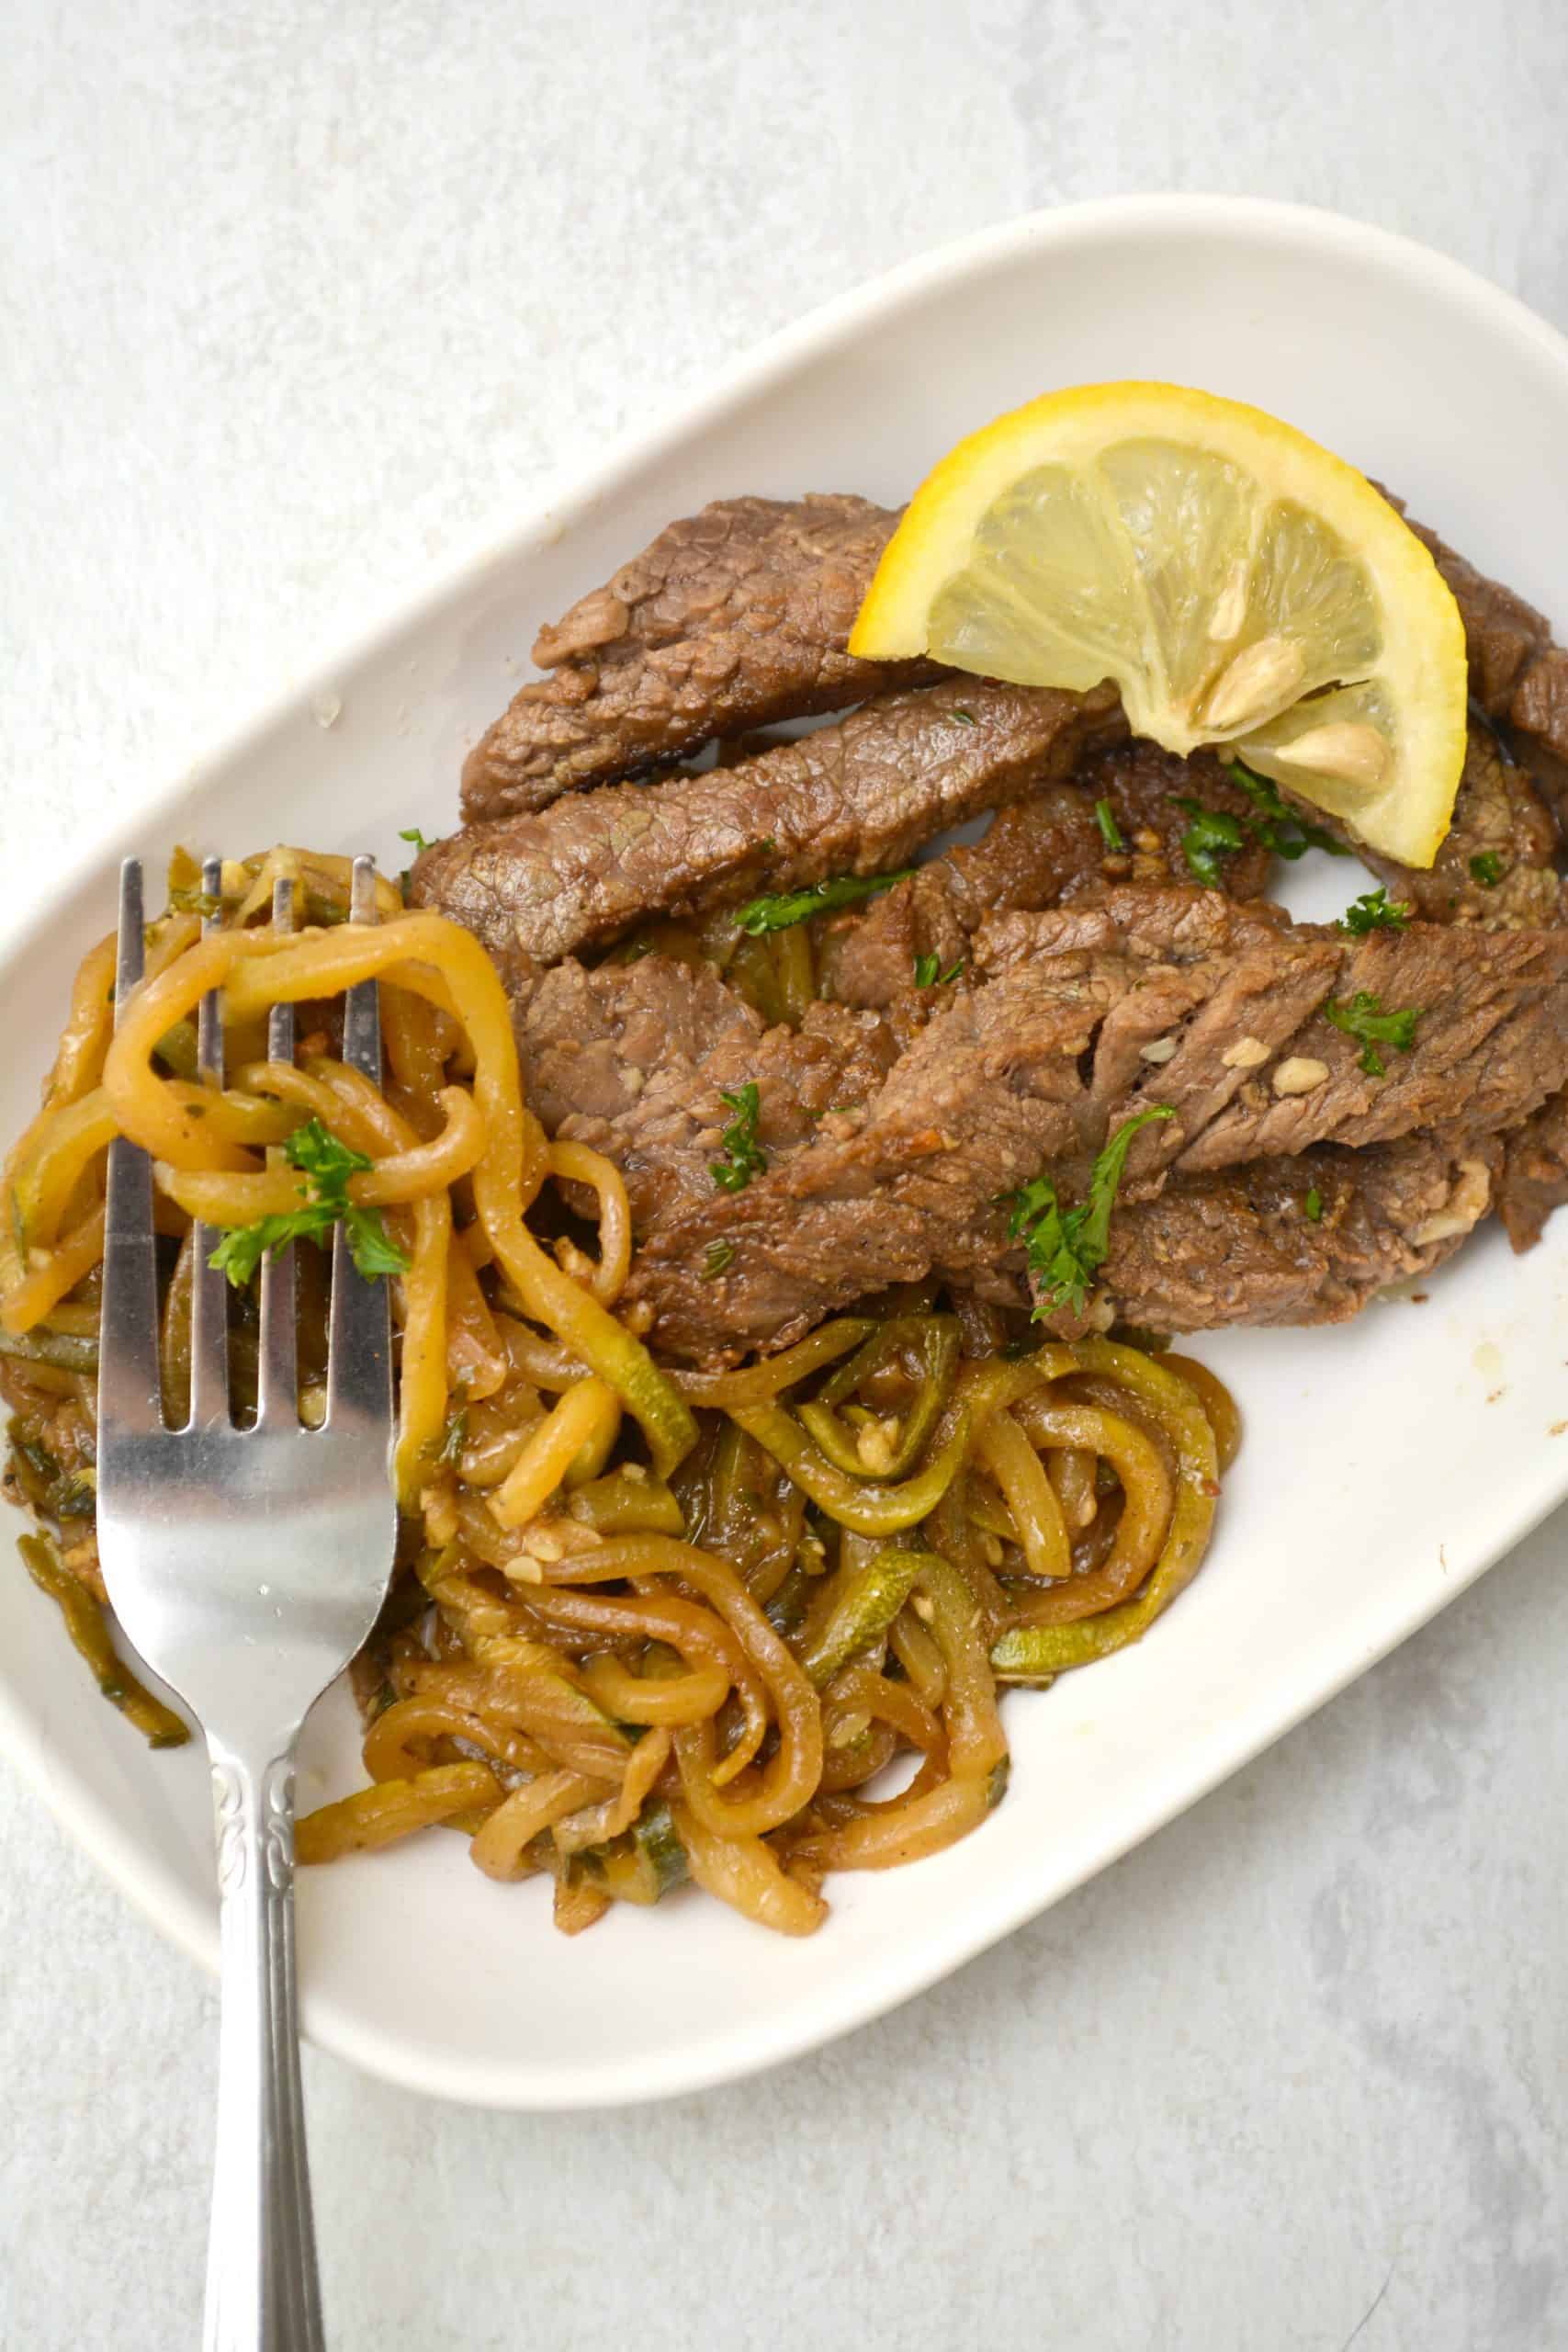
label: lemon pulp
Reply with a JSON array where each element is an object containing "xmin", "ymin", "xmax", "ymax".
[{"xmin": 850, "ymin": 383, "xmax": 1468, "ymax": 866}]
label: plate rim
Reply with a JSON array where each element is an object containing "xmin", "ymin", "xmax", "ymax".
[{"xmin": 6, "ymin": 189, "xmax": 1568, "ymax": 2109}]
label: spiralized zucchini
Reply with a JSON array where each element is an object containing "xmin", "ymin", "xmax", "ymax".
[{"xmin": 0, "ymin": 845, "xmax": 1237, "ymax": 1938}]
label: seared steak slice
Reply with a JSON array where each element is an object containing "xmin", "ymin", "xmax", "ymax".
[
  {"xmin": 1397, "ymin": 504, "xmax": 1553, "ymax": 715},
  {"xmin": 1394, "ymin": 496, "xmax": 1568, "ymax": 810},
  {"xmin": 1097, "ymin": 1139, "xmax": 1496, "ymax": 1331},
  {"xmin": 1497, "ymin": 1093, "xmax": 1568, "ymax": 1252},
  {"xmin": 983, "ymin": 892, "xmax": 1568, "ymax": 1170},
  {"xmin": 462, "ymin": 495, "xmax": 934, "ymax": 820},
  {"xmin": 821, "ymin": 741, "xmax": 1272, "ymax": 1027},
  {"xmin": 627, "ymin": 887, "xmax": 1568, "ymax": 1362},
  {"xmin": 1296, "ymin": 725, "xmax": 1562, "ymax": 933},
  {"xmin": 516, "ymin": 955, "xmax": 896, "ymax": 1236},
  {"xmin": 415, "ymin": 678, "xmax": 1121, "ymax": 967},
  {"xmin": 1031, "ymin": 1136, "xmax": 1497, "ymax": 1333}
]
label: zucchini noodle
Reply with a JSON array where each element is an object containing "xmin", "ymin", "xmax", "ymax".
[{"xmin": 1, "ymin": 843, "xmax": 1238, "ymax": 1938}]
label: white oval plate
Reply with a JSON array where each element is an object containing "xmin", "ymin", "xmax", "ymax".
[{"xmin": 6, "ymin": 196, "xmax": 1568, "ymax": 2110}]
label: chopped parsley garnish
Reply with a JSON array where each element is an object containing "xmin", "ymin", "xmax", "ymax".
[
  {"xmin": 913, "ymin": 953, "xmax": 964, "ymax": 988},
  {"xmin": 950, "ymin": 707, "xmax": 977, "ymax": 726},
  {"xmin": 1469, "ymin": 851, "xmax": 1504, "ymax": 888},
  {"xmin": 1337, "ymin": 887, "xmax": 1411, "ymax": 936},
  {"xmin": 733, "ymin": 870, "xmax": 915, "ymax": 934},
  {"xmin": 435, "ymin": 1401, "xmax": 468, "ymax": 1465},
  {"xmin": 168, "ymin": 885, "xmax": 222, "ymax": 919},
  {"xmin": 701, "ymin": 1240, "xmax": 737, "ymax": 1280},
  {"xmin": 1223, "ymin": 757, "xmax": 1350, "ymax": 861},
  {"xmin": 1322, "ymin": 989, "xmax": 1421, "ymax": 1078},
  {"xmin": 1093, "ymin": 797, "xmax": 1126, "ymax": 853},
  {"xmin": 208, "ymin": 1117, "xmax": 412, "ymax": 1288},
  {"xmin": 1004, "ymin": 1105, "xmax": 1175, "ymax": 1318},
  {"xmin": 1304, "ymin": 1187, "xmax": 1324, "ymax": 1223},
  {"xmin": 709, "ymin": 1083, "xmax": 768, "ymax": 1193},
  {"xmin": 1175, "ymin": 799, "xmax": 1247, "ymax": 888},
  {"xmin": 397, "ymin": 826, "xmax": 434, "ymax": 854}
]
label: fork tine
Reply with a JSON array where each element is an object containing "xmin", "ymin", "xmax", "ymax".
[
  {"xmin": 327, "ymin": 857, "xmax": 393, "ymax": 1434},
  {"xmin": 255, "ymin": 877, "xmax": 299, "ymax": 1429},
  {"xmin": 98, "ymin": 859, "xmax": 163, "ymax": 1436},
  {"xmin": 186, "ymin": 855, "xmax": 231, "ymax": 1430}
]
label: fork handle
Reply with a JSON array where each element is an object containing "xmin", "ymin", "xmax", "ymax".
[{"xmin": 204, "ymin": 1736, "xmax": 325, "ymax": 2352}]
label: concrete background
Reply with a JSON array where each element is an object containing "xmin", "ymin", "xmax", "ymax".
[{"xmin": 4, "ymin": 4, "xmax": 1568, "ymax": 2345}]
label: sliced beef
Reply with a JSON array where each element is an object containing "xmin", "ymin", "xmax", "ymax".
[
  {"xmin": 626, "ymin": 886, "xmax": 1568, "ymax": 1363},
  {"xmin": 1510, "ymin": 650, "xmax": 1568, "ymax": 827},
  {"xmin": 461, "ymin": 495, "xmax": 934, "ymax": 821},
  {"xmin": 1496, "ymin": 1092, "xmax": 1568, "ymax": 1253},
  {"xmin": 1395, "ymin": 502, "xmax": 1554, "ymax": 716},
  {"xmin": 944, "ymin": 1137, "xmax": 1495, "ymax": 1331},
  {"xmin": 982, "ymin": 891, "xmax": 1568, "ymax": 1170},
  {"xmin": 415, "ymin": 677, "xmax": 1122, "ymax": 968},
  {"xmin": 1395, "ymin": 496, "xmax": 1568, "ymax": 814},
  {"xmin": 1035, "ymin": 1136, "xmax": 1496, "ymax": 1333},
  {"xmin": 1297, "ymin": 724, "xmax": 1562, "ymax": 933},
  {"xmin": 819, "ymin": 741, "xmax": 1272, "ymax": 1030},
  {"xmin": 1069, "ymin": 739, "xmax": 1276, "ymax": 900},
  {"xmin": 516, "ymin": 954, "xmax": 896, "ymax": 1236}
]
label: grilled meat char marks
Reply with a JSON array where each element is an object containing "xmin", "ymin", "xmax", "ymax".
[
  {"xmin": 626, "ymin": 889, "xmax": 1568, "ymax": 1363},
  {"xmin": 462, "ymin": 494, "xmax": 933, "ymax": 821},
  {"xmin": 416, "ymin": 677, "xmax": 1122, "ymax": 967}
]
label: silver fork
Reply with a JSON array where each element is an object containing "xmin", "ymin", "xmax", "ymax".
[{"xmin": 96, "ymin": 853, "xmax": 399, "ymax": 2352}]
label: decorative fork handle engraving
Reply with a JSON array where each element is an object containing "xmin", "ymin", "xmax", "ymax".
[{"xmin": 204, "ymin": 1737, "xmax": 324, "ymax": 2352}]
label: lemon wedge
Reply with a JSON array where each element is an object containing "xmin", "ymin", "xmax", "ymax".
[{"xmin": 850, "ymin": 382, "xmax": 1468, "ymax": 866}]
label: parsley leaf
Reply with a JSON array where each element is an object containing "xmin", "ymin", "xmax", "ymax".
[
  {"xmin": 1223, "ymin": 757, "xmax": 1351, "ymax": 861},
  {"xmin": 167, "ymin": 886, "xmax": 223, "ymax": 919},
  {"xmin": 709, "ymin": 1083, "xmax": 768, "ymax": 1193},
  {"xmin": 1175, "ymin": 799, "xmax": 1247, "ymax": 888},
  {"xmin": 701, "ymin": 1240, "xmax": 737, "ymax": 1280},
  {"xmin": 949, "ymin": 707, "xmax": 976, "ymax": 727},
  {"xmin": 733, "ymin": 871, "xmax": 915, "ymax": 935},
  {"xmin": 1093, "ymin": 797, "xmax": 1126, "ymax": 853},
  {"xmin": 1337, "ymin": 887, "xmax": 1412, "ymax": 936},
  {"xmin": 913, "ymin": 953, "xmax": 964, "ymax": 988},
  {"xmin": 208, "ymin": 1117, "xmax": 411, "ymax": 1287},
  {"xmin": 1322, "ymin": 989, "xmax": 1421, "ymax": 1078},
  {"xmin": 1304, "ymin": 1186, "xmax": 1324, "ymax": 1223},
  {"xmin": 1469, "ymin": 851, "xmax": 1504, "ymax": 888},
  {"xmin": 398, "ymin": 827, "xmax": 434, "ymax": 854},
  {"xmin": 1004, "ymin": 1105, "xmax": 1175, "ymax": 1318}
]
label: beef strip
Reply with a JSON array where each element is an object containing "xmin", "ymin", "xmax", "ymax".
[
  {"xmin": 414, "ymin": 677, "xmax": 1122, "ymax": 968},
  {"xmin": 1008, "ymin": 1136, "xmax": 1497, "ymax": 1334},
  {"xmin": 515, "ymin": 953, "xmax": 896, "ymax": 1237},
  {"xmin": 1088, "ymin": 1137, "xmax": 1497, "ymax": 1332},
  {"xmin": 1496, "ymin": 1093, "xmax": 1568, "ymax": 1252},
  {"xmin": 820, "ymin": 740, "xmax": 1272, "ymax": 1034},
  {"xmin": 461, "ymin": 495, "xmax": 933, "ymax": 821},
  {"xmin": 626, "ymin": 887, "xmax": 1568, "ymax": 1363},
  {"xmin": 461, "ymin": 479, "xmax": 1568, "ymax": 833},
  {"xmin": 1288, "ymin": 723, "xmax": 1562, "ymax": 933},
  {"xmin": 1394, "ymin": 496, "xmax": 1568, "ymax": 817},
  {"xmin": 982, "ymin": 892, "xmax": 1568, "ymax": 1170}
]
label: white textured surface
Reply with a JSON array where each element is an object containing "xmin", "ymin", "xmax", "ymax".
[{"xmin": 4, "ymin": 4, "xmax": 1568, "ymax": 2346}]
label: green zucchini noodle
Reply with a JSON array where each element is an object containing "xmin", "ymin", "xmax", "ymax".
[{"xmin": 0, "ymin": 848, "xmax": 1237, "ymax": 1939}]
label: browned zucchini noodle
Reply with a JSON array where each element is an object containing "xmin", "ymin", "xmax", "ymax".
[{"xmin": 0, "ymin": 847, "xmax": 1235, "ymax": 1937}]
